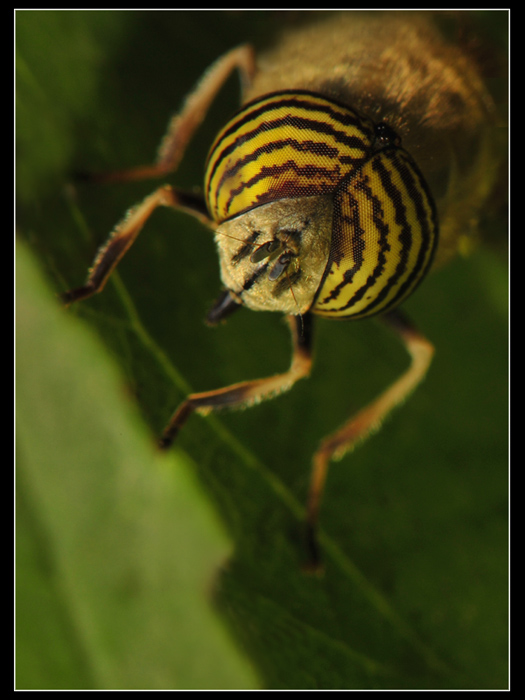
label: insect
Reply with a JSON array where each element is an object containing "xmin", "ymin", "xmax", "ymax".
[{"xmin": 62, "ymin": 12, "xmax": 504, "ymax": 570}]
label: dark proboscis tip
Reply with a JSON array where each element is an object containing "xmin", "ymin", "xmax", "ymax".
[{"xmin": 206, "ymin": 289, "xmax": 242, "ymax": 326}]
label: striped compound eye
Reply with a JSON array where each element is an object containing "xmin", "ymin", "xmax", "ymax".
[
  {"xmin": 206, "ymin": 91, "xmax": 438, "ymax": 320},
  {"xmin": 312, "ymin": 146, "xmax": 438, "ymax": 319}
]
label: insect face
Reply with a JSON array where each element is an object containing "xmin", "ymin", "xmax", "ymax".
[
  {"xmin": 214, "ymin": 195, "xmax": 333, "ymax": 314},
  {"xmin": 208, "ymin": 90, "xmax": 438, "ymax": 321}
]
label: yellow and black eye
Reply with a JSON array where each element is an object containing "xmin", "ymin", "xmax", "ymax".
[
  {"xmin": 206, "ymin": 90, "xmax": 438, "ymax": 320},
  {"xmin": 205, "ymin": 90, "xmax": 375, "ymax": 224},
  {"xmin": 312, "ymin": 147, "xmax": 438, "ymax": 319}
]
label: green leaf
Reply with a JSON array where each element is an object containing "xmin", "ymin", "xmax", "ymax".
[
  {"xmin": 16, "ymin": 240, "xmax": 259, "ymax": 690},
  {"xmin": 17, "ymin": 10, "xmax": 508, "ymax": 690}
]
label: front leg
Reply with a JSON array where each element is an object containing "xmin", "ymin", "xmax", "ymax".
[
  {"xmin": 63, "ymin": 44, "xmax": 257, "ymax": 304},
  {"xmin": 160, "ymin": 313, "xmax": 313, "ymax": 447},
  {"xmin": 62, "ymin": 186, "xmax": 213, "ymax": 305}
]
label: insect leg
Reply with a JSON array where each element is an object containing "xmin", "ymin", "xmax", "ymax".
[
  {"xmin": 62, "ymin": 185, "xmax": 213, "ymax": 305},
  {"xmin": 84, "ymin": 45, "xmax": 256, "ymax": 184},
  {"xmin": 160, "ymin": 313, "xmax": 313, "ymax": 447},
  {"xmin": 305, "ymin": 309, "xmax": 435, "ymax": 571}
]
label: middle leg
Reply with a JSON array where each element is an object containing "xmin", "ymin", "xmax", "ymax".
[{"xmin": 160, "ymin": 313, "xmax": 313, "ymax": 447}]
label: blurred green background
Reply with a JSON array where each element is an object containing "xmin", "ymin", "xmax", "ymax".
[{"xmin": 16, "ymin": 10, "xmax": 508, "ymax": 690}]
